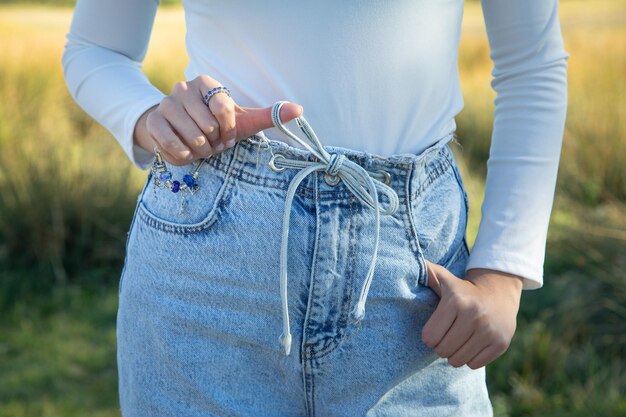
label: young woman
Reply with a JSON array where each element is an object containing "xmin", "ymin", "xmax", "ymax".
[{"xmin": 62, "ymin": 0, "xmax": 569, "ymax": 415}]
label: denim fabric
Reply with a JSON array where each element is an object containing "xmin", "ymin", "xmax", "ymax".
[{"xmin": 116, "ymin": 132, "xmax": 493, "ymax": 416}]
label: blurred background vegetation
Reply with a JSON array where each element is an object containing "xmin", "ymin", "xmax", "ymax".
[
  {"xmin": 0, "ymin": 0, "xmax": 624, "ymax": 416},
  {"xmin": 0, "ymin": 0, "xmax": 182, "ymax": 5}
]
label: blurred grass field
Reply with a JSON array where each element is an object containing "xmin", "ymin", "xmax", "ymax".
[{"xmin": 0, "ymin": 1, "xmax": 625, "ymax": 416}]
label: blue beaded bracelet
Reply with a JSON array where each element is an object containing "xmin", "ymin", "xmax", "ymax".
[{"xmin": 150, "ymin": 148, "xmax": 210, "ymax": 213}]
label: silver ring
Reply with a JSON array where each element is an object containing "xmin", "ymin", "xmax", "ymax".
[{"xmin": 203, "ymin": 86, "xmax": 231, "ymax": 106}]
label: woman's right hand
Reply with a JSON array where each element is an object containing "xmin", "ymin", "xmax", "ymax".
[{"xmin": 133, "ymin": 75, "xmax": 304, "ymax": 166}]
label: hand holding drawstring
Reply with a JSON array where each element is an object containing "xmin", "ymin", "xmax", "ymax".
[{"xmin": 133, "ymin": 75, "xmax": 304, "ymax": 166}]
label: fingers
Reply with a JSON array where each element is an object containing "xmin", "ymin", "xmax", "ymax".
[
  {"xmin": 466, "ymin": 344, "xmax": 501, "ymax": 370},
  {"xmin": 234, "ymin": 102, "xmax": 304, "ymax": 140},
  {"xmin": 193, "ymin": 75, "xmax": 305, "ymax": 149},
  {"xmin": 150, "ymin": 74, "xmax": 306, "ymax": 166},
  {"xmin": 182, "ymin": 90, "xmax": 220, "ymax": 151},
  {"xmin": 445, "ymin": 310, "xmax": 511, "ymax": 368},
  {"xmin": 425, "ymin": 259, "xmax": 460, "ymax": 298},
  {"xmin": 433, "ymin": 317, "xmax": 475, "ymax": 359},
  {"xmin": 421, "ymin": 262, "xmax": 515, "ymax": 370},
  {"xmin": 446, "ymin": 331, "xmax": 485, "ymax": 368},
  {"xmin": 421, "ymin": 300, "xmax": 457, "ymax": 349},
  {"xmin": 146, "ymin": 110, "xmax": 193, "ymax": 165},
  {"xmin": 206, "ymin": 90, "xmax": 237, "ymax": 146},
  {"xmin": 424, "ymin": 260, "xmax": 441, "ymax": 297},
  {"xmin": 154, "ymin": 144, "xmax": 191, "ymax": 167},
  {"xmin": 195, "ymin": 75, "xmax": 236, "ymax": 148},
  {"xmin": 161, "ymin": 94, "xmax": 212, "ymax": 158},
  {"xmin": 422, "ymin": 261, "xmax": 463, "ymax": 348}
]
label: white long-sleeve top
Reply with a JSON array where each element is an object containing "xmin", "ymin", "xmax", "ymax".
[{"xmin": 61, "ymin": 0, "xmax": 569, "ymax": 289}]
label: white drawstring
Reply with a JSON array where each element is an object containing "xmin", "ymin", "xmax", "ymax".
[{"xmin": 267, "ymin": 101, "xmax": 400, "ymax": 356}]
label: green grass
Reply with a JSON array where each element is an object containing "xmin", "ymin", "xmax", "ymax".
[
  {"xmin": 0, "ymin": 1, "xmax": 625, "ymax": 416},
  {"xmin": 0, "ymin": 278, "xmax": 120, "ymax": 417}
]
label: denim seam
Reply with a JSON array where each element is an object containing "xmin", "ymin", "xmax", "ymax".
[
  {"xmin": 418, "ymin": 158, "xmax": 451, "ymax": 195},
  {"xmin": 443, "ymin": 150, "xmax": 469, "ymax": 210},
  {"xmin": 302, "ymin": 172, "xmax": 321, "ymax": 417},
  {"xmin": 407, "ymin": 162, "xmax": 447, "ymax": 244},
  {"xmin": 442, "ymin": 236, "xmax": 470, "ymax": 272},
  {"xmin": 182, "ymin": 150, "xmax": 314, "ymax": 197},
  {"xmin": 205, "ymin": 148, "xmax": 457, "ymax": 203},
  {"xmin": 406, "ymin": 205, "xmax": 428, "ymax": 288},
  {"xmin": 345, "ymin": 198, "xmax": 357, "ymax": 331},
  {"xmin": 300, "ymin": 343, "xmax": 316, "ymax": 417},
  {"xmin": 402, "ymin": 162, "xmax": 426, "ymax": 289},
  {"xmin": 440, "ymin": 150, "xmax": 471, "ymax": 275},
  {"xmin": 443, "ymin": 150, "xmax": 469, "ymax": 219},
  {"xmin": 408, "ymin": 161, "xmax": 453, "ymax": 214},
  {"xmin": 119, "ymin": 171, "xmax": 153, "ymax": 294},
  {"xmin": 230, "ymin": 165, "xmax": 317, "ymax": 199},
  {"xmin": 229, "ymin": 164, "xmax": 415, "ymax": 201},
  {"xmin": 242, "ymin": 136, "xmax": 417, "ymax": 168},
  {"xmin": 311, "ymin": 345, "xmax": 317, "ymax": 417},
  {"xmin": 404, "ymin": 154, "xmax": 455, "ymax": 287},
  {"xmin": 136, "ymin": 179, "xmax": 235, "ymax": 234},
  {"xmin": 409, "ymin": 167, "xmax": 456, "ymax": 261},
  {"xmin": 335, "ymin": 197, "xmax": 354, "ymax": 350},
  {"xmin": 206, "ymin": 140, "xmax": 428, "ymax": 199},
  {"xmin": 301, "ymin": 346, "xmax": 312, "ymax": 417},
  {"xmin": 207, "ymin": 147, "xmax": 317, "ymax": 195},
  {"xmin": 462, "ymin": 235, "xmax": 470, "ymax": 259}
]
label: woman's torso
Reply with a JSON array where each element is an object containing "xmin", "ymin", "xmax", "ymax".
[{"xmin": 182, "ymin": 0, "xmax": 465, "ymax": 157}]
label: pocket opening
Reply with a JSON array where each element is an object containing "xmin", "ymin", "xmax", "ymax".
[{"xmin": 136, "ymin": 148, "xmax": 240, "ymax": 234}]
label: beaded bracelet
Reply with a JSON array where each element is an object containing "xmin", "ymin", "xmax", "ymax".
[{"xmin": 150, "ymin": 148, "xmax": 210, "ymax": 213}]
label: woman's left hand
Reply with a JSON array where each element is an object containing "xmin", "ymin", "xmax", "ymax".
[{"xmin": 421, "ymin": 260, "xmax": 524, "ymax": 369}]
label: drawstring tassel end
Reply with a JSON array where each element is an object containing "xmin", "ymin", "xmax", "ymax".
[
  {"xmin": 279, "ymin": 332, "xmax": 292, "ymax": 356},
  {"xmin": 350, "ymin": 300, "xmax": 366, "ymax": 323}
]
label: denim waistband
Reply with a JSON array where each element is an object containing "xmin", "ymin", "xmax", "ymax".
[
  {"xmin": 197, "ymin": 121, "xmax": 457, "ymax": 206},
  {"xmin": 182, "ymin": 101, "xmax": 457, "ymax": 358}
]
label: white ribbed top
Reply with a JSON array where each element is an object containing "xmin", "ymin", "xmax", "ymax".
[{"xmin": 62, "ymin": 0, "xmax": 569, "ymax": 288}]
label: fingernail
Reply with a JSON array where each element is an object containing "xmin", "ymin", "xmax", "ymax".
[
  {"xmin": 226, "ymin": 138, "xmax": 236, "ymax": 148},
  {"xmin": 215, "ymin": 142, "xmax": 224, "ymax": 151},
  {"xmin": 187, "ymin": 153, "xmax": 194, "ymax": 161}
]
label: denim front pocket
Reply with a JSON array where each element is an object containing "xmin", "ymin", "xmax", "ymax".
[
  {"xmin": 407, "ymin": 147, "xmax": 469, "ymax": 282},
  {"xmin": 446, "ymin": 150, "xmax": 471, "ymax": 276},
  {"xmin": 136, "ymin": 154, "xmax": 237, "ymax": 235}
]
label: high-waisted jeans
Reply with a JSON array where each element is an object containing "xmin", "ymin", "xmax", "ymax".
[{"xmin": 116, "ymin": 102, "xmax": 493, "ymax": 416}]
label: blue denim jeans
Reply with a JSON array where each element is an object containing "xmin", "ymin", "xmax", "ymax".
[{"xmin": 117, "ymin": 114, "xmax": 493, "ymax": 416}]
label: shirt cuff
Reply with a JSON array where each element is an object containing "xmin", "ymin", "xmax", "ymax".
[{"xmin": 465, "ymin": 248, "xmax": 544, "ymax": 290}]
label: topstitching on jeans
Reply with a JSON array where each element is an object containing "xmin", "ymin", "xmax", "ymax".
[
  {"xmin": 302, "ymin": 198, "xmax": 360, "ymax": 362},
  {"xmin": 193, "ymin": 137, "xmax": 455, "ymax": 203}
]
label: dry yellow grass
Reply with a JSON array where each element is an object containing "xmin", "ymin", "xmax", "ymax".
[
  {"xmin": 0, "ymin": 0, "xmax": 624, "ymax": 246},
  {"xmin": 0, "ymin": 3, "xmax": 625, "ymax": 416}
]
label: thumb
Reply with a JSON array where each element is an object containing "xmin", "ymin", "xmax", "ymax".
[
  {"xmin": 424, "ymin": 259, "xmax": 457, "ymax": 298},
  {"xmin": 234, "ymin": 101, "xmax": 304, "ymax": 141}
]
